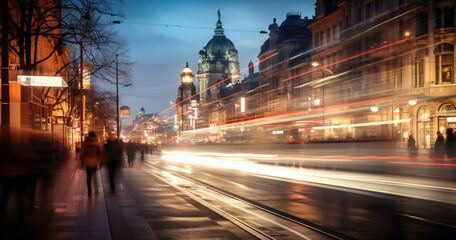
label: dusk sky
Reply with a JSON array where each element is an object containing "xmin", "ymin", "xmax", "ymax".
[{"xmin": 105, "ymin": 0, "xmax": 315, "ymax": 125}]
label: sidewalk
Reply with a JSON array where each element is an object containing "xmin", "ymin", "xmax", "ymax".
[{"xmin": 0, "ymin": 154, "xmax": 251, "ymax": 240}]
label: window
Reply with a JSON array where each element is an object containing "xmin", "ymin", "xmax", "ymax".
[
  {"xmin": 435, "ymin": 7, "xmax": 455, "ymax": 28},
  {"xmin": 439, "ymin": 103, "xmax": 456, "ymax": 113},
  {"xmin": 326, "ymin": 28, "xmax": 331, "ymax": 43},
  {"xmin": 332, "ymin": 26, "xmax": 336, "ymax": 41},
  {"xmin": 345, "ymin": 15, "xmax": 350, "ymax": 28},
  {"xmin": 366, "ymin": 2, "xmax": 373, "ymax": 19},
  {"xmin": 415, "ymin": 12, "xmax": 428, "ymax": 36},
  {"xmin": 320, "ymin": 32, "xmax": 323, "ymax": 45},
  {"xmin": 375, "ymin": 0, "xmax": 382, "ymax": 14},
  {"xmin": 415, "ymin": 59, "xmax": 424, "ymax": 87},
  {"xmin": 395, "ymin": 57, "xmax": 403, "ymax": 89},
  {"xmin": 434, "ymin": 43, "xmax": 454, "ymax": 84},
  {"xmin": 357, "ymin": 8, "xmax": 362, "ymax": 22},
  {"xmin": 399, "ymin": 19, "xmax": 405, "ymax": 39}
]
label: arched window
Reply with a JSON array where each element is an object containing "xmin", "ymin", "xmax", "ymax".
[
  {"xmin": 438, "ymin": 103, "xmax": 456, "ymax": 113},
  {"xmin": 434, "ymin": 43, "xmax": 454, "ymax": 84},
  {"xmin": 417, "ymin": 105, "xmax": 430, "ymax": 121}
]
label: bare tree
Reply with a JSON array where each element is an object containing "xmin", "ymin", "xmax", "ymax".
[{"xmin": 4, "ymin": 0, "xmax": 130, "ymax": 127}]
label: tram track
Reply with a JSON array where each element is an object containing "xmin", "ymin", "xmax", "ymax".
[{"xmin": 140, "ymin": 160, "xmax": 351, "ymax": 240}]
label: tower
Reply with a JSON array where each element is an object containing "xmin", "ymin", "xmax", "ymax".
[{"xmin": 176, "ymin": 62, "xmax": 196, "ymax": 138}]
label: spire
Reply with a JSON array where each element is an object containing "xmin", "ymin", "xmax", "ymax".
[
  {"xmin": 248, "ymin": 60, "xmax": 254, "ymax": 76},
  {"xmin": 214, "ymin": 9, "xmax": 225, "ymax": 37}
]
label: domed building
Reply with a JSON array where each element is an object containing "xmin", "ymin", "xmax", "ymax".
[{"xmin": 197, "ymin": 10, "xmax": 241, "ymax": 104}]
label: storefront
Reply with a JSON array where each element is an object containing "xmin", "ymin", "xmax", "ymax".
[
  {"xmin": 437, "ymin": 103, "xmax": 456, "ymax": 137},
  {"xmin": 417, "ymin": 105, "xmax": 431, "ymax": 149}
]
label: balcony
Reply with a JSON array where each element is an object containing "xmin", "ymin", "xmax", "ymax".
[{"xmin": 434, "ymin": 27, "xmax": 456, "ymax": 36}]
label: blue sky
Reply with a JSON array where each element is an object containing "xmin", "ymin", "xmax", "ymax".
[{"xmin": 105, "ymin": 0, "xmax": 315, "ymax": 125}]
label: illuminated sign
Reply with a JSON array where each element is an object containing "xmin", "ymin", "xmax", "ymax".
[
  {"xmin": 447, "ymin": 117, "xmax": 456, "ymax": 123},
  {"xmin": 17, "ymin": 75, "xmax": 67, "ymax": 87},
  {"xmin": 240, "ymin": 97, "xmax": 245, "ymax": 113}
]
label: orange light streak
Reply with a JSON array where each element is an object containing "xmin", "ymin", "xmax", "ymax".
[
  {"xmin": 388, "ymin": 162, "xmax": 456, "ymax": 166},
  {"xmin": 282, "ymin": 38, "xmax": 410, "ymax": 82}
]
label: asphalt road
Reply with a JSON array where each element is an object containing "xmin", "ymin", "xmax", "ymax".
[{"xmin": 145, "ymin": 143, "xmax": 456, "ymax": 239}]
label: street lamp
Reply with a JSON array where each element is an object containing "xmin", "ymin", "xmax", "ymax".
[{"xmin": 311, "ymin": 61, "xmax": 335, "ymax": 128}]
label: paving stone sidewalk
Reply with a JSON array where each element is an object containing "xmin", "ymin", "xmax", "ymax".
[{"xmin": 0, "ymin": 154, "xmax": 252, "ymax": 240}]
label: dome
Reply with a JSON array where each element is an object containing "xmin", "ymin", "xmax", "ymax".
[
  {"xmin": 201, "ymin": 9, "xmax": 238, "ymax": 58},
  {"xmin": 205, "ymin": 36, "xmax": 236, "ymax": 57}
]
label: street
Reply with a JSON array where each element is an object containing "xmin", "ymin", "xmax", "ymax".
[{"xmin": 144, "ymin": 142, "xmax": 456, "ymax": 239}]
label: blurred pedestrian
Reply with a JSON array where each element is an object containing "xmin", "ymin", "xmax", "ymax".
[
  {"xmin": 75, "ymin": 141, "xmax": 81, "ymax": 160},
  {"xmin": 140, "ymin": 144, "xmax": 145, "ymax": 161},
  {"xmin": 407, "ymin": 135, "xmax": 417, "ymax": 157},
  {"xmin": 104, "ymin": 134, "xmax": 123, "ymax": 193},
  {"xmin": 434, "ymin": 131, "xmax": 445, "ymax": 159},
  {"xmin": 80, "ymin": 132, "xmax": 103, "ymax": 196},
  {"xmin": 0, "ymin": 128, "xmax": 56, "ymax": 222},
  {"xmin": 126, "ymin": 142, "xmax": 136, "ymax": 167},
  {"xmin": 445, "ymin": 128, "xmax": 456, "ymax": 158}
]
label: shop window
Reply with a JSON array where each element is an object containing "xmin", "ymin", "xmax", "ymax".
[
  {"xmin": 434, "ymin": 43, "xmax": 454, "ymax": 84},
  {"xmin": 438, "ymin": 103, "xmax": 456, "ymax": 136},
  {"xmin": 417, "ymin": 105, "xmax": 431, "ymax": 148}
]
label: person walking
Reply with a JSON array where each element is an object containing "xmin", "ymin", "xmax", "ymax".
[
  {"xmin": 75, "ymin": 141, "xmax": 81, "ymax": 160},
  {"xmin": 105, "ymin": 135, "xmax": 123, "ymax": 193},
  {"xmin": 434, "ymin": 131, "xmax": 445, "ymax": 159},
  {"xmin": 80, "ymin": 132, "xmax": 103, "ymax": 196},
  {"xmin": 407, "ymin": 135, "xmax": 417, "ymax": 157},
  {"xmin": 126, "ymin": 142, "xmax": 136, "ymax": 167},
  {"xmin": 445, "ymin": 128, "xmax": 456, "ymax": 158}
]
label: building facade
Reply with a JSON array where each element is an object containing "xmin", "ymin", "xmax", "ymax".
[
  {"xmin": 1, "ymin": 0, "xmax": 71, "ymax": 150},
  {"xmin": 298, "ymin": 0, "xmax": 456, "ymax": 148}
]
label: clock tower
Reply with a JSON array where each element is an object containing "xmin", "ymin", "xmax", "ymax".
[{"xmin": 176, "ymin": 62, "xmax": 197, "ymax": 138}]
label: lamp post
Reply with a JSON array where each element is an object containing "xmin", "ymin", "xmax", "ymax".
[
  {"xmin": 1, "ymin": 0, "xmax": 10, "ymax": 136},
  {"xmin": 311, "ymin": 61, "xmax": 335, "ymax": 128},
  {"xmin": 116, "ymin": 54, "xmax": 120, "ymax": 139},
  {"xmin": 80, "ymin": 42, "xmax": 84, "ymax": 143}
]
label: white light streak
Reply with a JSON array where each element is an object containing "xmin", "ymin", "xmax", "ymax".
[{"xmin": 312, "ymin": 119, "xmax": 411, "ymax": 130}]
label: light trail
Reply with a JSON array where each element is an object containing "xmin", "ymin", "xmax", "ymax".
[
  {"xmin": 389, "ymin": 162, "xmax": 456, "ymax": 167},
  {"xmin": 126, "ymin": 52, "xmax": 278, "ymax": 137},
  {"xmin": 312, "ymin": 119, "xmax": 411, "ymax": 130},
  {"xmin": 282, "ymin": 38, "xmax": 410, "ymax": 82},
  {"xmin": 161, "ymin": 151, "xmax": 456, "ymax": 203},
  {"xmin": 199, "ymin": 91, "xmax": 246, "ymax": 108}
]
